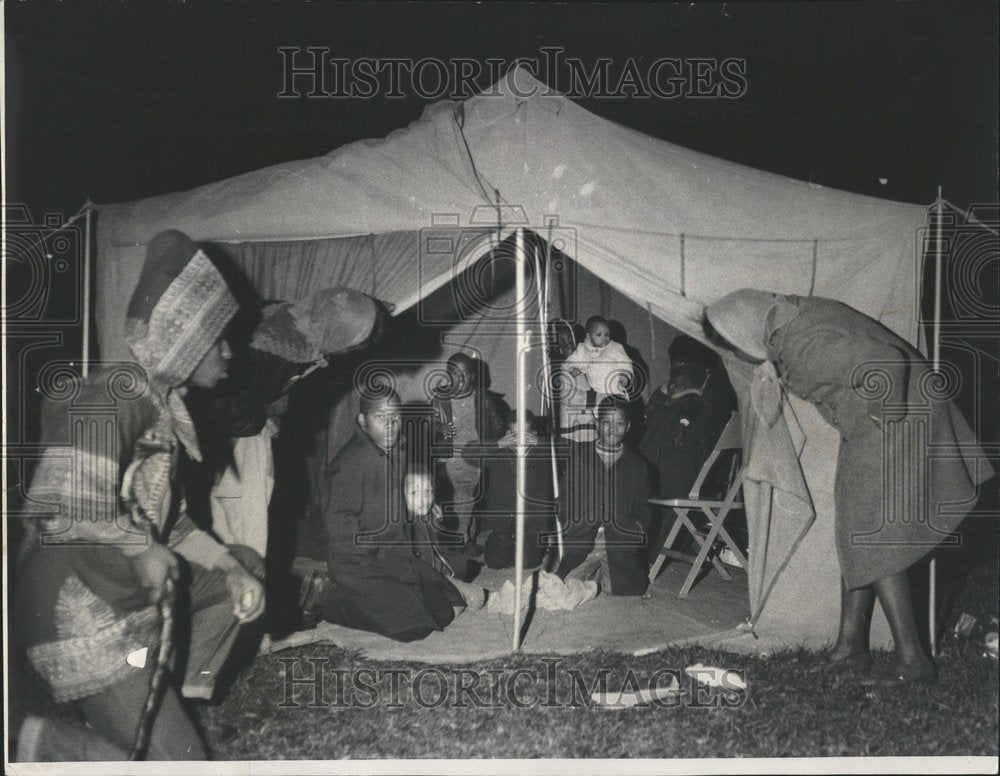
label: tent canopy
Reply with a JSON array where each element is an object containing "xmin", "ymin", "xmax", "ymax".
[{"xmin": 95, "ymin": 68, "xmax": 930, "ymax": 648}]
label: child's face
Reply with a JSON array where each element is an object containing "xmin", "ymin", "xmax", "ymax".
[
  {"xmin": 667, "ymin": 363, "xmax": 697, "ymax": 396},
  {"xmin": 359, "ymin": 400, "xmax": 402, "ymax": 450},
  {"xmin": 597, "ymin": 407, "xmax": 629, "ymax": 447},
  {"xmin": 447, "ymin": 360, "xmax": 475, "ymax": 394},
  {"xmin": 588, "ymin": 322, "xmax": 611, "ymax": 348},
  {"xmin": 555, "ymin": 329, "xmax": 576, "ymax": 358},
  {"xmin": 404, "ymin": 474, "xmax": 434, "ymax": 516}
]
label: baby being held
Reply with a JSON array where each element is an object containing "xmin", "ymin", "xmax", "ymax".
[{"xmin": 565, "ymin": 316, "xmax": 633, "ymax": 402}]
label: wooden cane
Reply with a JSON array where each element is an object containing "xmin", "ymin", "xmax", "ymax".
[{"xmin": 129, "ymin": 577, "xmax": 176, "ymax": 760}]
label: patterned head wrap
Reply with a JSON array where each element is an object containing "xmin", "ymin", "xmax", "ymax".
[{"xmin": 125, "ymin": 230, "xmax": 238, "ymax": 387}]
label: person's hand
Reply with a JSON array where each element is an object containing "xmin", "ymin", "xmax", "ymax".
[
  {"xmin": 568, "ymin": 366, "xmax": 583, "ymax": 377},
  {"xmin": 130, "ymin": 543, "xmax": 180, "ymax": 605},
  {"xmin": 224, "ymin": 565, "xmax": 265, "ymax": 622},
  {"xmin": 440, "ymin": 421, "xmax": 458, "ymax": 439}
]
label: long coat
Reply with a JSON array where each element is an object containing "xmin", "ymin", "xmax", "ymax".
[
  {"xmin": 321, "ymin": 430, "xmax": 462, "ymax": 640},
  {"xmin": 766, "ymin": 296, "xmax": 992, "ymax": 588}
]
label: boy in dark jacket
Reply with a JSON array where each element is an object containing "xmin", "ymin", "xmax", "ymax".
[
  {"xmin": 320, "ymin": 391, "xmax": 484, "ymax": 642},
  {"xmin": 555, "ymin": 396, "xmax": 652, "ymax": 596}
]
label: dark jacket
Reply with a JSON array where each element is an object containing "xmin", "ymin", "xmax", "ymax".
[
  {"xmin": 554, "ymin": 442, "xmax": 652, "ymax": 596},
  {"xmin": 320, "ymin": 430, "xmax": 461, "ymax": 638},
  {"xmin": 430, "ymin": 388, "xmax": 506, "ymax": 459},
  {"xmin": 461, "ymin": 439, "xmax": 557, "ymax": 568},
  {"xmin": 639, "ymin": 383, "xmax": 733, "ymax": 499}
]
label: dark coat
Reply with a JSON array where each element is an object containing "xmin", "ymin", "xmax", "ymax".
[
  {"xmin": 640, "ymin": 387, "xmax": 732, "ymax": 499},
  {"xmin": 767, "ymin": 295, "xmax": 993, "ymax": 588},
  {"xmin": 320, "ymin": 430, "xmax": 462, "ymax": 640},
  {"xmin": 430, "ymin": 388, "xmax": 506, "ymax": 459},
  {"xmin": 554, "ymin": 443, "xmax": 652, "ymax": 596},
  {"xmin": 462, "ymin": 440, "xmax": 557, "ymax": 568}
]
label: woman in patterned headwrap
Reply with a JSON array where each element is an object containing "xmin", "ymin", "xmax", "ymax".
[
  {"xmin": 16, "ymin": 230, "xmax": 264, "ymax": 760},
  {"xmin": 704, "ymin": 289, "xmax": 992, "ymax": 687}
]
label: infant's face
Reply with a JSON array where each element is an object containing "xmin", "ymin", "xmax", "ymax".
[
  {"xmin": 588, "ymin": 322, "xmax": 611, "ymax": 348},
  {"xmin": 404, "ymin": 474, "xmax": 435, "ymax": 517}
]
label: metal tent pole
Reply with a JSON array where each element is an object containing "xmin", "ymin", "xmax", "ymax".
[
  {"xmin": 929, "ymin": 188, "xmax": 944, "ymax": 658},
  {"xmin": 512, "ymin": 228, "xmax": 529, "ymax": 651}
]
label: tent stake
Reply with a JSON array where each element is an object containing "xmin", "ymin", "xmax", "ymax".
[{"xmin": 512, "ymin": 228, "xmax": 529, "ymax": 651}]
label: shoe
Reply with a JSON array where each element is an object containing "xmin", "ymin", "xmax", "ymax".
[
  {"xmin": 450, "ymin": 578, "xmax": 487, "ymax": 611},
  {"xmin": 298, "ymin": 570, "xmax": 327, "ymax": 629},
  {"xmin": 824, "ymin": 650, "xmax": 873, "ymax": 674},
  {"xmin": 863, "ymin": 658, "xmax": 937, "ymax": 688}
]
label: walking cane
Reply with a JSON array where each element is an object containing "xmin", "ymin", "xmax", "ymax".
[
  {"xmin": 130, "ymin": 577, "xmax": 176, "ymax": 760},
  {"xmin": 120, "ymin": 455, "xmax": 178, "ymax": 761}
]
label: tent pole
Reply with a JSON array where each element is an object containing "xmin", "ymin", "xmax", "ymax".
[
  {"xmin": 928, "ymin": 187, "xmax": 944, "ymax": 657},
  {"xmin": 82, "ymin": 205, "xmax": 92, "ymax": 379},
  {"xmin": 933, "ymin": 187, "xmax": 943, "ymax": 373},
  {"xmin": 534, "ymin": 236, "xmax": 562, "ymax": 562},
  {"xmin": 512, "ymin": 228, "xmax": 528, "ymax": 652}
]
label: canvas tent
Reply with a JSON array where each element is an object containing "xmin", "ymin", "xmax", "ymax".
[{"xmin": 93, "ymin": 68, "xmax": 933, "ymax": 649}]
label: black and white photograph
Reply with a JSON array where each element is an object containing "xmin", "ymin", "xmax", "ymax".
[{"xmin": 3, "ymin": 2, "xmax": 998, "ymax": 773}]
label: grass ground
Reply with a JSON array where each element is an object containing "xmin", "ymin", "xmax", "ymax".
[
  {"xmin": 200, "ymin": 564, "xmax": 999, "ymax": 761},
  {"xmin": 202, "ymin": 640, "xmax": 998, "ymax": 760}
]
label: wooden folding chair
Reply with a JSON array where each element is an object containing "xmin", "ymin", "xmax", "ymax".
[{"xmin": 647, "ymin": 412, "xmax": 749, "ymax": 597}]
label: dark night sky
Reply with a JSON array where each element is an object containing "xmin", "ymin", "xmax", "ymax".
[{"xmin": 6, "ymin": 0, "xmax": 998, "ymax": 220}]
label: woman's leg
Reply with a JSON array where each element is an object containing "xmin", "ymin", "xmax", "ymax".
[
  {"xmin": 76, "ymin": 667, "xmax": 207, "ymax": 760},
  {"xmin": 871, "ymin": 570, "xmax": 934, "ymax": 669},
  {"xmin": 828, "ymin": 576, "xmax": 875, "ymax": 661}
]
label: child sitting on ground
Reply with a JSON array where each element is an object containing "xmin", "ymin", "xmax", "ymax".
[
  {"xmin": 402, "ymin": 464, "xmax": 483, "ymax": 597},
  {"xmin": 318, "ymin": 391, "xmax": 485, "ymax": 643},
  {"xmin": 564, "ymin": 316, "xmax": 634, "ymax": 404},
  {"xmin": 555, "ymin": 396, "xmax": 651, "ymax": 595},
  {"xmin": 464, "ymin": 410, "xmax": 556, "ymax": 569}
]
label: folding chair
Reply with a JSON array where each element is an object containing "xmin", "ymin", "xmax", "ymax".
[{"xmin": 647, "ymin": 412, "xmax": 749, "ymax": 597}]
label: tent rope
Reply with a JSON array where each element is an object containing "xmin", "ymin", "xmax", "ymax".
[
  {"xmin": 647, "ymin": 302, "xmax": 657, "ymax": 364},
  {"xmin": 934, "ymin": 197, "xmax": 1000, "ymax": 237},
  {"xmin": 679, "ymin": 234, "xmax": 686, "ymax": 297},
  {"xmin": 453, "ymin": 102, "xmax": 505, "ymax": 210},
  {"xmin": 368, "ymin": 234, "xmax": 378, "ymax": 296},
  {"xmin": 809, "ymin": 240, "xmax": 818, "ymax": 296},
  {"xmin": 8, "ymin": 200, "xmax": 95, "ymax": 258}
]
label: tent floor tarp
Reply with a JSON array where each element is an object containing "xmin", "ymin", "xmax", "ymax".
[{"xmin": 268, "ymin": 562, "xmax": 748, "ymax": 664}]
